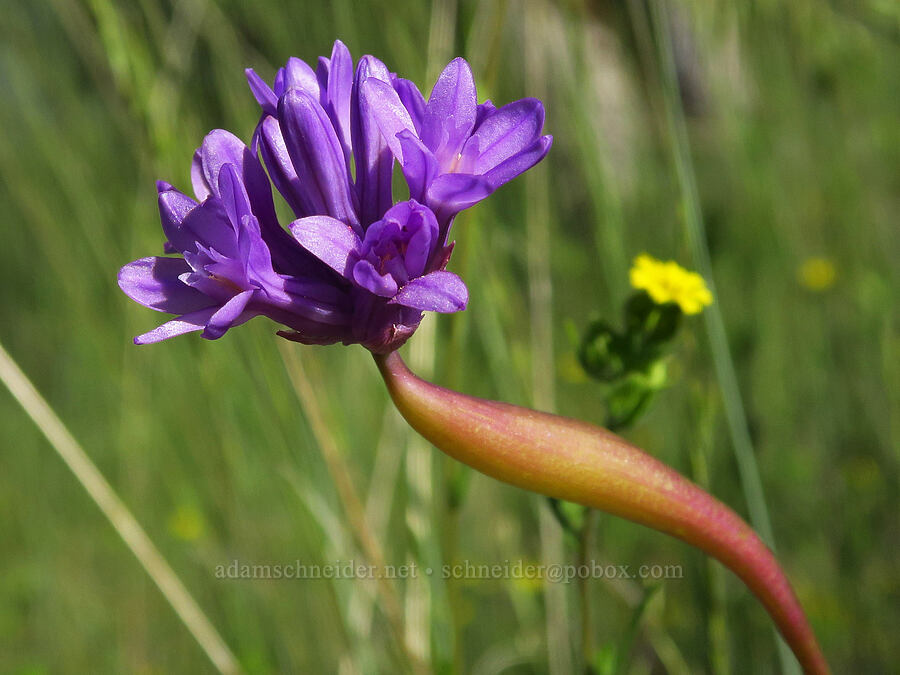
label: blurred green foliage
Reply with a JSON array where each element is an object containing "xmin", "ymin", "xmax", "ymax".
[{"xmin": 0, "ymin": 0, "xmax": 897, "ymax": 673}]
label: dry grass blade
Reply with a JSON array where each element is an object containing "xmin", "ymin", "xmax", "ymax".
[{"xmin": 0, "ymin": 341, "xmax": 241, "ymax": 675}]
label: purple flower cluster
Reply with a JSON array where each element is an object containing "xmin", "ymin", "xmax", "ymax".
[{"xmin": 119, "ymin": 41, "xmax": 551, "ymax": 353}]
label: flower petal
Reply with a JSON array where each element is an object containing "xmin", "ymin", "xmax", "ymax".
[
  {"xmin": 396, "ymin": 129, "xmax": 439, "ymax": 203},
  {"xmin": 393, "ymin": 271, "xmax": 468, "ymax": 313},
  {"xmin": 383, "ymin": 200, "xmax": 438, "ymax": 278},
  {"xmin": 283, "ymin": 56, "xmax": 320, "ymax": 97},
  {"xmin": 191, "ymin": 130, "xmax": 287, "ymax": 261},
  {"xmin": 238, "ymin": 214, "xmax": 281, "ymax": 289},
  {"xmin": 279, "ymin": 302, "xmax": 352, "ymax": 335},
  {"xmin": 278, "ymin": 89, "xmax": 360, "ymax": 229},
  {"xmin": 118, "ymin": 257, "xmax": 214, "ymax": 314},
  {"xmin": 193, "ymin": 130, "xmax": 277, "ymax": 222},
  {"xmin": 280, "ymin": 276, "xmax": 349, "ymax": 308},
  {"xmin": 421, "ymin": 57, "xmax": 477, "ymax": 163},
  {"xmin": 361, "ymin": 77, "xmax": 417, "ymax": 163},
  {"xmin": 158, "ymin": 188, "xmax": 199, "ymax": 253},
  {"xmin": 467, "ymin": 98, "xmax": 545, "ymax": 175},
  {"xmin": 289, "ymin": 215, "xmax": 361, "ymax": 277},
  {"xmin": 474, "ymin": 99, "xmax": 497, "ymax": 131},
  {"xmin": 392, "ymin": 77, "xmax": 426, "ymax": 134},
  {"xmin": 216, "ymin": 163, "xmax": 253, "ymax": 228},
  {"xmin": 426, "ymin": 172, "xmax": 492, "ymax": 214},
  {"xmin": 257, "ymin": 115, "xmax": 306, "ymax": 216},
  {"xmin": 352, "ymin": 56, "xmax": 395, "ymax": 226},
  {"xmin": 133, "ymin": 306, "xmax": 218, "ymax": 345},
  {"xmin": 276, "ymin": 325, "xmax": 349, "ymax": 347},
  {"xmin": 179, "ymin": 197, "xmax": 238, "ymax": 259},
  {"xmin": 191, "ymin": 129, "xmax": 244, "ymax": 201},
  {"xmin": 482, "ymin": 135, "xmax": 552, "ymax": 189},
  {"xmin": 245, "ymin": 68, "xmax": 278, "ymax": 116},
  {"xmin": 319, "ymin": 40, "xmax": 354, "ymax": 160},
  {"xmin": 273, "ymin": 66, "xmax": 286, "ymax": 97},
  {"xmin": 190, "ymin": 149, "xmax": 212, "ymax": 202},
  {"xmin": 352, "ymin": 259, "xmax": 398, "ymax": 297},
  {"xmin": 202, "ymin": 289, "xmax": 254, "ymax": 339},
  {"xmin": 404, "ymin": 220, "xmax": 434, "ymax": 279},
  {"xmin": 274, "ymin": 279, "xmax": 352, "ymax": 326}
]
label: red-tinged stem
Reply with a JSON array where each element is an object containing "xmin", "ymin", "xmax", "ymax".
[{"xmin": 374, "ymin": 351, "xmax": 829, "ymax": 675}]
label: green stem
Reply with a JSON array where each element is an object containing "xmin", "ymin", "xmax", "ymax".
[
  {"xmin": 579, "ymin": 508, "xmax": 599, "ymax": 673},
  {"xmin": 613, "ymin": 585, "xmax": 660, "ymax": 675},
  {"xmin": 689, "ymin": 424, "xmax": 732, "ymax": 675}
]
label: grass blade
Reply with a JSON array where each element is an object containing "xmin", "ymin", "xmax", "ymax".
[
  {"xmin": 647, "ymin": 2, "xmax": 800, "ymax": 672},
  {"xmin": 0, "ymin": 340, "xmax": 241, "ymax": 675}
]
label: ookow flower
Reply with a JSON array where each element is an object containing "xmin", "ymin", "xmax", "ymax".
[
  {"xmin": 237, "ymin": 42, "xmax": 536, "ymax": 351},
  {"xmin": 118, "ymin": 130, "xmax": 353, "ymax": 345},
  {"xmin": 629, "ymin": 254, "xmax": 713, "ymax": 315},
  {"xmin": 362, "ymin": 57, "xmax": 553, "ymax": 236},
  {"xmin": 288, "ymin": 200, "xmax": 467, "ymax": 352},
  {"xmin": 119, "ymin": 130, "xmax": 465, "ymax": 351},
  {"xmin": 245, "ymin": 40, "xmax": 397, "ymax": 229}
]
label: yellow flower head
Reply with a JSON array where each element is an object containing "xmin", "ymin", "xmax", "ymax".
[
  {"xmin": 167, "ymin": 505, "xmax": 205, "ymax": 542},
  {"xmin": 798, "ymin": 257, "xmax": 836, "ymax": 292},
  {"xmin": 629, "ymin": 254, "xmax": 713, "ymax": 315}
]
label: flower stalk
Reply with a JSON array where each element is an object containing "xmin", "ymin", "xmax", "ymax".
[{"xmin": 374, "ymin": 350, "xmax": 829, "ymax": 675}]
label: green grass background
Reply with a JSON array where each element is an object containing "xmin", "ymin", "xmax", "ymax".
[{"xmin": 0, "ymin": 0, "xmax": 897, "ymax": 672}]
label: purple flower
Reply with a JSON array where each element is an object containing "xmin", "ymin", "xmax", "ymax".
[
  {"xmin": 245, "ymin": 41, "xmax": 397, "ymax": 229},
  {"xmin": 121, "ymin": 43, "xmax": 550, "ymax": 353},
  {"xmin": 119, "ymin": 131, "xmax": 352, "ymax": 345},
  {"xmin": 362, "ymin": 57, "xmax": 552, "ymax": 236},
  {"xmin": 289, "ymin": 200, "xmax": 467, "ymax": 353}
]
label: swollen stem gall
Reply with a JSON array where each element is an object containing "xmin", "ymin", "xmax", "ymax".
[{"xmin": 374, "ymin": 351, "xmax": 829, "ymax": 675}]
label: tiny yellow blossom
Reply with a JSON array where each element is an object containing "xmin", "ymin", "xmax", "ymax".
[
  {"xmin": 167, "ymin": 505, "xmax": 205, "ymax": 541},
  {"xmin": 798, "ymin": 257, "xmax": 836, "ymax": 292},
  {"xmin": 629, "ymin": 254, "xmax": 713, "ymax": 315},
  {"xmin": 511, "ymin": 573, "xmax": 545, "ymax": 594}
]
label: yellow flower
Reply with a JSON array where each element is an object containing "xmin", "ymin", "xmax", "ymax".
[
  {"xmin": 629, "ymin": 254, "xmax": 713, "ymax": 315},
  {"xmin": 798, "ymin": 257, "xmax": 836, "ymax": 292},
  {"xmin": 167, "ymin": 505, "xmax": 205, "ymax": 541}
]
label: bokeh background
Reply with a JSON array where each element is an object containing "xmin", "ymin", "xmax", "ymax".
[{"xmin": 1, "ymin": 0, "xmax": 897, "ymax": 673}]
